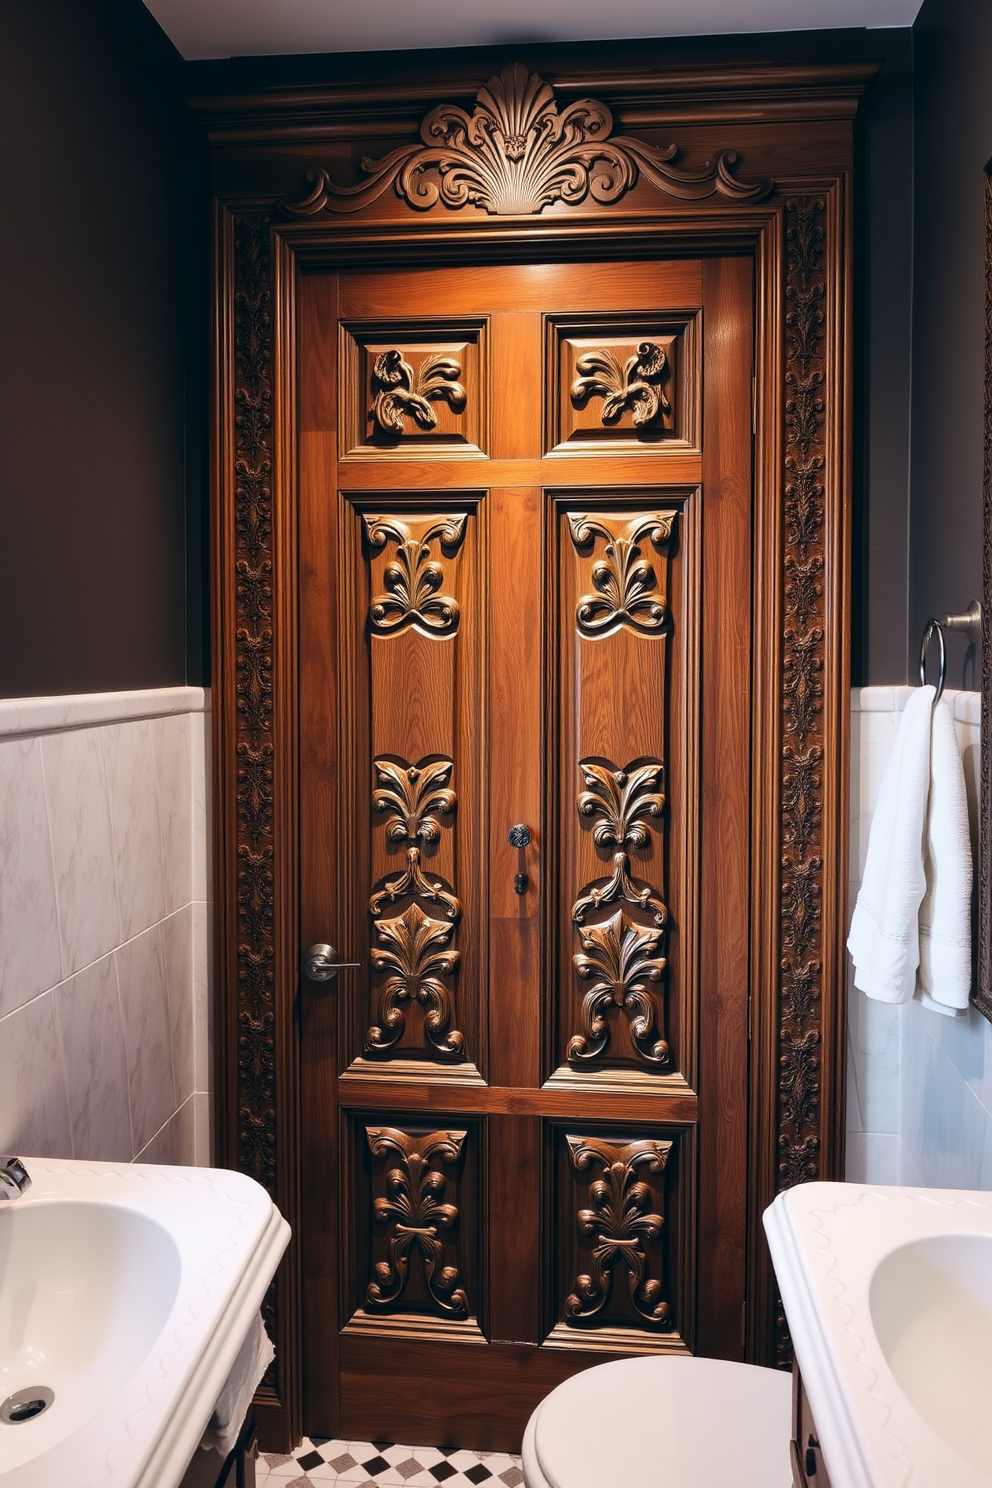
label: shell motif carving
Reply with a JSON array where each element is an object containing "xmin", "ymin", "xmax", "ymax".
[
  {"xmin": 571, "ymin": 341, "xmax": 671, "ymax": 427},
  {"xmin": 363, "ymin": 513, "xmax": 467, "ymax": 636},
  {"xmin": 365, "ymin": 1126, "xmax": 470, "ymax": 1318},
  {"xmin": 564, "ymin": 1135, "xmax": 672, "ymax": 1327},
  {"xmin": 281, "ymin": 63, "xmax": 771, "ymax": 219},
  {"xmin": 369, "ymin": 349, "xmax": 466, "ymax": 435},
  {"xmin": 568, "ymin": 512, "xmax": 676, "ymax": 637}
]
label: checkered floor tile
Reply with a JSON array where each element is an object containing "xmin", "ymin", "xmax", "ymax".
[{"xmin": 257, "ymin": 1438, "xmax": 524, "ymax": 1488}]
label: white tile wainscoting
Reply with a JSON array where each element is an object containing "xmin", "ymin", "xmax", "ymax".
[
  {"xmin": 0, "ymin": 687, "xmax": 211, "ymax": 1165},
  {"xmin": 1, "ymin": 680, "xmax": 988, "ymax": 1188},
  {"xmin": 847, "ymin": 685, "xmax": 992, "ymax": 1188}
]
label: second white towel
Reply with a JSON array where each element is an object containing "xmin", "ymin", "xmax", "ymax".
[{"xmin": 847, "ymin": 685, "xmax": 972, "ymax": 1013}]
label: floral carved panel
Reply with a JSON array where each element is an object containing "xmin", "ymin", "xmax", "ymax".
[
  {"xmin": 345, "ymin": 1121, "xmax": 482, "ymax": 1337},
  {"xmin": 546, "ymin": 314, "xmax": 699, "ymax": 453},
  {"xmin": 567, "ymin": 512, "xmax": 677, "ymax": 637},
  {"xmin": 340, "ymin": 321, "xmax": 488, "ymax": 458},
  {"xmin": 363, "ymin": 514, "xmax": 467, "ymax": 637}
]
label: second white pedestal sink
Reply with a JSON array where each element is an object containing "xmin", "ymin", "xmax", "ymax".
[
  {"xmin": 0, "ymin": 1158, "xmax": 290, "ymax": 1488},
  {"xmin": 870, "ymin": 1232, "xmax": 992, "ymax": 1477},
  {"xmin": 765, "ymin": 1181, "xmax": 992, "ymax": 1488}
]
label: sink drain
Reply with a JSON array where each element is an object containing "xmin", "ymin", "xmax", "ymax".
[{"xmin": 0, "ymin": 1386, "xmax": 54, "ymax": 1425}]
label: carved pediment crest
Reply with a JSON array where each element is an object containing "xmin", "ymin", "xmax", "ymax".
[{"xmin": 281, "ymin": 63, "xmax": 771, "ymax": 219}]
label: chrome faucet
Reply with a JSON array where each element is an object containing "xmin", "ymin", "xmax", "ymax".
[{"xmin": 0, "ymin": 1156, "xmax": 31, "ymax": 1200}]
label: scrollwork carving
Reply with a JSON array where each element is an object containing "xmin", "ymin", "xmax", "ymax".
[
  {"xmin": 564, "ymin": 1135, "xmax": 672, "ymax": 1327},
  {"xmin": 280, "ymin": 63, "xmax": 770, "ymax": 218},
  {"xmin": 571, "ymin": 341, "xmax": 670, "ymax": 426},
  {"xmin": 368, "ymin": 844, "xmax": 461, "ymax": 921},
  {"xmin": 568, "ymin": 909, "xmax": 669, "ymax": 1065},
  {"xmin": 568, "ymin": 850, "xmax": 669, "ymax": 1067},
  {"xmin": 572, "ymin": 849, "xmax": 667, "ymax": 929},
  {"xmin": 568, "ymin": 512, "xmax": 675, "ymax": 636},
  {"xmin": 366, "ymin": 902, "xmax": 464, "ymax": 1057},
  {"xmin": 363, "ymin": 513, "xmax": 467, "ymax": 636},
  {"xmin": 369, "ymin": 349, "xmax": 466, "ymax": 434},
  {"xmin": 372, "ymin": 756, "xmax": 456, "ymax": 844},
  {"xmin": 577, "ymin": 757, "xmax": 664, "ymax": 848},
  {"xmin": 365, "ymin": 1127, "xmax": 470, "ymax": 1318}
]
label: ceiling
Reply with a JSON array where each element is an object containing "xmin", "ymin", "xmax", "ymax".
[{"xmin": 142, "ymin": 0, "xmax": 924, "ymax": 62}]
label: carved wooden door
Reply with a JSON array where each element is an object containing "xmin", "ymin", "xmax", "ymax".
[{"xmin": 299, "ymin": 255, "xmax": 754, "ymax": 1449}]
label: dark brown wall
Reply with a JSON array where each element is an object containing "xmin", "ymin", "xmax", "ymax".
[
  {"xmin": 910, "ymin": 0, "xmax": 991, "ymax": 692},
  {"xmin": 0, "ymin": 0, "xmax": 194, "ymax": 697}
]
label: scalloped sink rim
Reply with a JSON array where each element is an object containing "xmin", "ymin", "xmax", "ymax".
[
  {"xmin": 0, "ymin": 1158, "xmax": 290, "ymax": 1488},
  {"xmin": 765, "ymin": 1181, "xmax": 992, "ymax": 1488}
]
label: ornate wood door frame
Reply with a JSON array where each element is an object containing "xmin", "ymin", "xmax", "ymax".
[{"xmin": 201, "ymin": 56, "xmax": 872, "ymax": 1448}]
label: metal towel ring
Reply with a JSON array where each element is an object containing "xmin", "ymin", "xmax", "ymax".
[{"xmin": 919, "ymin": 618, "xmax": 947, "ymax": 702}]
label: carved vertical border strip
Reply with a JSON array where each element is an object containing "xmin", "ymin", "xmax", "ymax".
[
  {"xmin": 777, "ymin": 196, "xmax": 828, "ymax": 1362},
  {"xmin": 227, "ymin": 209, "xmax": 299, "ymax": 1426},
  {"xmin": 233, "ymin": 211, "xmax": 277, "ymax": 1193}
]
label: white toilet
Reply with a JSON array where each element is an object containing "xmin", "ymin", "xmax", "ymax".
[{"xmin": 522, "ymin": 1355, "xmax": 793, "ymax": 1488}]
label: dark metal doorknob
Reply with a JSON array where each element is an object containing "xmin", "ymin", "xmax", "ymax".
[
  {"xmin": 508, "ymin": 824, "xmax": 532, "ymax": 894},
  {"xmin": 304, "ymin": 942, "xmax": 361, "ymax": 983}
]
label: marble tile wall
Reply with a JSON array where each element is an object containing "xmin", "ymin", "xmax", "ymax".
[
  {"xmin": 847, "ymin": 685, "xmax": 992, "ymax": 1188},
  {"xmin": 0, "ymin": 687, "xmax": 211, "ymax": 1166}
]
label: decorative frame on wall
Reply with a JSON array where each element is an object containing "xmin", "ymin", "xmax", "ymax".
[{"xmin": 198, "ymin": 55, "xmax": 872, "ymax": 1447}]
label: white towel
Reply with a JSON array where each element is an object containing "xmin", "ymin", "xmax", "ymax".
[
  {"xmin": 847, "ymin": 685, "xmax": 972, "ymax": 1014},
  {"xmin": 199, "ymin": 1311, "xmax": 274, "ymax": 1457},
  {"xmin": 917, "ymin": 696, "xmax": 973, "ymax": 1013}
]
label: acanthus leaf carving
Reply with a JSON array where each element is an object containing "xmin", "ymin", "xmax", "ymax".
[
  {"xmin": 237, "ymin": 740, "xmax": 274, "ymax": 850},
  {"xmin": 236, "ymin": 626, "xmax": 273, "ymax": 736},
  {"xmin": 369, "ymin": 349, "xmax": 466, "ymax": 434},
  {"xmin": 236, "ymin": 558, "xmax": 273, "ymax": 629},
  {"xmin": 238, "ymin": 944, "xmax": 274, "ymax": 1018},
  {"xmin": 569, "ymin": 511, "xmax": 676, "ymax": 636},
  {"xmin": 571, "ymin": 341, "xmax": 670, "ymax": 427},
  {"xmin": 280, "ymin": 64, "xmax": 771, "ymax": 219},
  {"xmin": 366, "ymin": 901, "xmax": 464, "ymax": 1058},
  {"xmin": 568, "ymin": 908, "xmax": 669, "ymax": 1066},
  {"xmin": 364, "ymin": 513, "xmax": 467, "ymax": 636},
  {"xmin": 564, "ymin": 1135, "xmax": 672, "ymax": 1327},
  {"xmin": 372, "ymin": 756, "xmax": 456, "ymax": 845},
  {"xmin": 577, "ymin": 757, "xmax": 665, "ymax": 848},
  {"xmin": 779, "ymin": 1025, "xmax": 821, "ymax": 1134},
  {"xmin": 237, "ymin": 844, "xmax": 274, "ymax": 944},
  {"xmin": 365, "ymin": 1127, "xmax": 470, "ymax": 1318}
]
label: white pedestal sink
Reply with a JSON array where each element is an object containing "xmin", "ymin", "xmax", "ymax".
[
  {"xmin": 0, "ymin": 1158, "xmax": 290, "ymax": 1488},
  {"xmin": 765, "ymin": 1181, "xmax": 992, "ymax": 1488}
]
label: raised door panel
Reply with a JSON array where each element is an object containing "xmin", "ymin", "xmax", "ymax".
[
  {"xmin": 335, "ymin": 493, "xmax": 489, "ymax": 1081},
  {"xmin": 546, "ymin": 491, "xmax": 697, "ymax": 1094}
]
